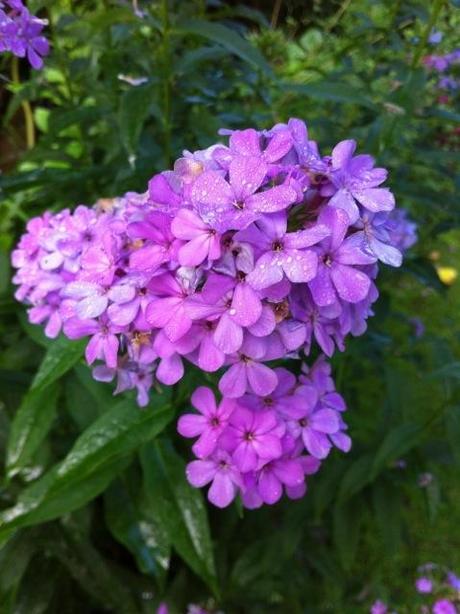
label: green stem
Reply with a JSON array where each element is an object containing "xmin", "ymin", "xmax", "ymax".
[
  {"xmin": 411, "ymin": 0, "xmax": 444, "ymax": 69},
  {"xmin": 161, "ymin": 0, "xmax": 172, "ymax": 166},
  {"xmin": 11, "ymin": 57, "xmax": 35, "ymax": 150}
]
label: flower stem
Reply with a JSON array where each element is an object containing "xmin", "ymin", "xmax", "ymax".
[
  {"xmin": 411, "ymin": 0, "xmax": 444, "ymax": 69},
  {"xmin": 11, "ymin": 56, "xmax": 36, "ymax": 150},
  {"xmin": 161, "ymin": 0, "xmax": 172, "ymax": 166}
]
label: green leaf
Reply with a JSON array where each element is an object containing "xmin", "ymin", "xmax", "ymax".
[
  {"xmin": 282, "ymin": 81, "xmax": 377, "ymax": 109},
  {"xmin": 0, "ymin": 530, "xmax": 37, "ymax": 610},
  {"xmin": 333, "ymin": 499, "xmax": 363, "ymax": 571},
  {"xmin": 140, "ymin": 440, "xmax": 218, "ymax": 595},
  {"xmin": 6, "ymin": 384, "xmax": 59, "ymax": 478},
  {"xmin": 104, "ymin": 479, "xmax": 171, "ymax": 581},
  {"xmin": 445, "ymin": 405, "xmax": 460, "ymax": 464},
  {"xmin": 119, "ymin": 82, "xmax": 158, "ymax": 155},
  {"xmin": 0, "ymin": 399, "xmax": 173, "ymax": 537},
  {"xmin": 372, "ymin": 480, "xmax": 402, "ymax": 555},
  {"xmin": 31, "ymin": 336, "xmax": 86, "ymax": 393},
  {"xmin": 337, "ymin": 454, "xmax": 374, "ymax": 502},
  {"xmin": 176, "ymin": 19, "xmax": 272, "ymax": 76},
  {"xmin": 372, "ymin": 423, "xmax": 423, "ymax": 475}
]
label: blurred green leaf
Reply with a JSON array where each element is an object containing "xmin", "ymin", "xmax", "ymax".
[
  {"xmin": 104, "ymin": 479, "xmax": 171, "ymax": 581},
  {"xmin": 333, "ymin": 499, "xmax": 363, "ymax": 571},
  {"xmin": 119, "ymin": 82, "xmax": 159, "ymax": 155},
  {"xmin": 176, "ymin": 19, "xmax": 272, "ymax": 76},
  {"xmin": 6, "ymin": 384, "xmax": 59, "ymax": 478},
  {"xmin": 0, "ymin": 399, "xmax": 172, "ymax": 537},
  {"xmin": 282, "ymin": 81, "xmax": 377, "ymax": 109},
  {"xmin": 372, "ymin": 424, "xmax": 423, "ymax": 475},
  {"xmin": 31, "ymin": 336, "xmax": 86, "ymax": 393},
  {"xmin": 140, "ymin": 440, "xmax": 218, "ymax": 595}
]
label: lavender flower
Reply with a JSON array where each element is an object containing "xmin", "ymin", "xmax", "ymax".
[{"xmin": 0, "ymin": 0, "xmax": 49, "ymax": 68}]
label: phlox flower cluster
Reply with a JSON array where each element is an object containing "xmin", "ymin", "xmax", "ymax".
[
  {"xmin": 371, "ymin": 563, "xmax": 460, "ymax": 614},
  {"xmin": 11, "ymin": 119, "xmax": 416, "ymax": 508},
  {"xmin": 423, "ymin": 49, "xmax": 460, "ymax": 92},
  {"xmin": 0, "ymin": 0, "xmax": 49, "ymax": 69}
]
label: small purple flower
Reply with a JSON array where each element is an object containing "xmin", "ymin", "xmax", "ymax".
[
  {"xmin": 238, "ymin": 212, "xmax": 330, "ymax": 289},
  {"xmin": 370, "ymin": 601, "xmax": 387, "ymax": 614},
  {"xmin": 226, "ymin": 407, "xmax": 284, "ymax": 472},
  {"xmin": 178, "ymin": 387, "xmax": 235, "ymax": 458},
  {"xmin": 416, "ymin": 577, "xmax": 433, "ymax": 594},
  {"xmin": 171, "ymin": 208, "xmax": 221, "ymax": 266},
  {"xmin": 309, "ymin": 207, "xmax": 375, "ymax": 306},
  {"xmin": 432, "ymin": 599, "xmax": 457, "ymax": 614},
  {"xmin": 186, "ymin": 450, "xmax": 242, "ymax": 508},
  {"xmin": 326, "ymin": 140, "xmax": 395, "ymax": 223},
  {"xmin": 191, "ymin": 156, "xmax": 297, "ymax": 231}
]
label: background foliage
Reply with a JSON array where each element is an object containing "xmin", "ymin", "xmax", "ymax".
[{"xmin": 1, "ymin": 0, "xmax": 460, "ymax": 612}]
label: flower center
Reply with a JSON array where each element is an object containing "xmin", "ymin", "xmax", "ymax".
[
  {"xmin": 210, "ymin": 417, "xmax": 220, "ymax": 427},
  {"xmin": 243, "ymin": 431, "xmax": 255, "ymax": 442},
  {"xmin": 272, "ymin": 240, "xmax": 284, "ymax": 252},
  {"xmin": 234, "ymin": 200, "xmax": 245, "ymax": 210},
  {"xmin": 324, "ymin": 254, "xmax": 333, "ymax": 267}
]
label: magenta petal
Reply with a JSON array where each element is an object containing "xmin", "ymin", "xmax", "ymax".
[
  {"xmin": 246, "ymin": 184, "xmax": 297, "ymax": 213},
  {"xmin": 178, "ymin": 234, "xmax": 210, "ymax": 266},
  {"xmin": 191, "ymin": 386, "xmax": 216, "ymax": 415},
  {"xmin": 247, "ymin": 253, "xmax": 283, "ymax": 290},
  {"xmin": 273, "ymin": 459, "xmax": 304, "ymax": 487},
  {"xmin": 219, "ymin": 362, "xmax": 247, "ymax": 398},
  {"xmin": 310, "ymin": 409, "xmax": 340, "ymax": 434},
  {"xmin": 246, "ymin": 362, "xmax": 277, "ymax": 396},
  {"xmin": 186, "ymin": 460, "xmax": 216, "ymax": 487},
  {"xmin": 258, "ymin": 471, "xmax": 282, "ymax": 504},
  {"xmin": 76, "ymin": 294, "xmax": 108, "ymax": 319},
  {"xmin": 233, "ymin": 441, "xmax": 258, "ymax": 472},
  {"xmin": 198, "ymin": 333, "xmax": 225, "ymax": 372},
  {"xmin": 302, "ymin": 429, "xmax": 331, "ymax": 459},
  {"xmin": 252, "ymin": 434, "xmax": 282, "ymax": 460},
  {"xmin": 214, "ymin": 313, "xmax": 243, "ymax": 354},
  {"xmin": 331, "ymin": 263, "xmax": 370, "ymax": 303},
  {"xmin": 178, "ymin": 413, "xmax": 207, "ymax": 438},
  {"xmin": 282, "ymin": 249, "xmax": 317, "ymax": 283},
  {"xmin": 193, "ymin": 429, "xmax": 220, "ymax": 459},
  {"xmin": 229, "ymin": 156, "xmax": 267, "ymax": 199},
  {"xmin": 230, "ymin": 283, "xmax": 262, "ymax": 327},
  {"xmin": 308, "ymin": 263, "xmax": 336, "ymax": 307},
  {"xmin": 156, "ymin": 354, "xmax": 184, "ymax": 385},
  {"xmin": 208, "ymin": 472, "xmax": 238, "ymax": 508}
]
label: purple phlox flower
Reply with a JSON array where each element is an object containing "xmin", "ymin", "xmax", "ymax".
[
  {"xmin": 432, "ymin": 599, "xmax": 457, "ymax": 614},
  {"xmin": 106, "ymin": 275, "xmax": 154, "ymax": 327},
  {"xmin": 447, "ymin": 571, "xmax": 460, "ymax": 591},
  {"xmin": 370, "ymin": 601, "xmax": 388, "ymax": 614},
  {"xmin": 80, "ymin": 231, "xmax": 118, "ymax": 285},
  {"xmin": 0, "ymin": 2, "xmax": 49, "ymax": 69},
  {"xmin": 191, "ymin": 155, "xmax": 297, "ymax": 231},
  {"xmin": 186, "ymin": 449, "xmax": 242, "ymax": 508},
  {"xmin": 64, "ymin": 316, "xmax": 123, "ymax": 369},
  {"xmin": 289, "ymin": 394, "xmax": 341, "ymax": 459},
  {"xmin": 62, "ymin": 280, "xmax": 112, "ymax": 320},
  {"xmin": 187, "ymin": 272, "xmax": 260, "ymax": 355},
  {"xmin": 224, "ymin": 406, "xmax": 284, "ymax": 472},
  {"xmin": 423, "ymin": 54, "xmax": 450, "ymax": 72},
  {"xmin": 385, "ymin": 209, "xmax": 418, "ymax": 252},
  {"xmin": 416, "ymin": 577, "xmax": 433, "ymax": 594},
  {"xmin": 28, "ymin": 290, "xmax": 64, "ymax": 338},
  {"xmin": 214, "ymin": 127, "xmax": 293, "ymax": 168},
  {"xmin": 290, "ymin": 285, "xmax": 342, "ymax": 356},
  {"xmin": 285, "ymin": 117, "xmax": 327, "ymax": 173},
  {"xmin": 325, "ymin": 139, "xmax": 395, "ymax": 223},
  {"xmin": 148, "ymin": 172, "xmax": 183, "ymax": 213},
  {"xmin": 93, "ymin": 361, "xmax": 154, "ymax": 407},
  {"xmin": 171, "ymin": 208, "xmax": 222, "ymax": 266},
  {"xmin": 219, "ymin": 335, "xmax": 278, "ymax": 398},
  {"xmin": 238, "ymin": 212, "xmax": 330, "ymax": 289},
  {"xmin": 156, "ymin": 603, "xmax": 168, "ymax": 614},
  {"xmin": 285, "ymin": 454, "xmax": 321, "ymax": 499},
  {"xmin": 353, "ymin": 212, "xmax": 403, "ymax": 267},
  {"xmin": 428, "ymin": 30, "xmax": 443, "ymax": 45},
  {"xmin": 178, "ymin": 320, "xmax": 226, "ymax": 372},
  {"xmin": 243, "ymin": 453, "xmax": 305, "ymax": 507},
  {"xmin": 308, "ymin": 207, "xmax": 374, "ymax": 306},
  {"xmin": 145, "ymin": 273, "xmax": 194, "ymax": 342},
  {"xmin": 239, "ymin": 367, "xmax": 298, "ymax": 413},
  {"xmin": 178, "ymin": 386, "xmax": 235, "ymax": 458},
  {"xmin": 128, "ymin": 211, "xmax": 179, "ymax": 272}
]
